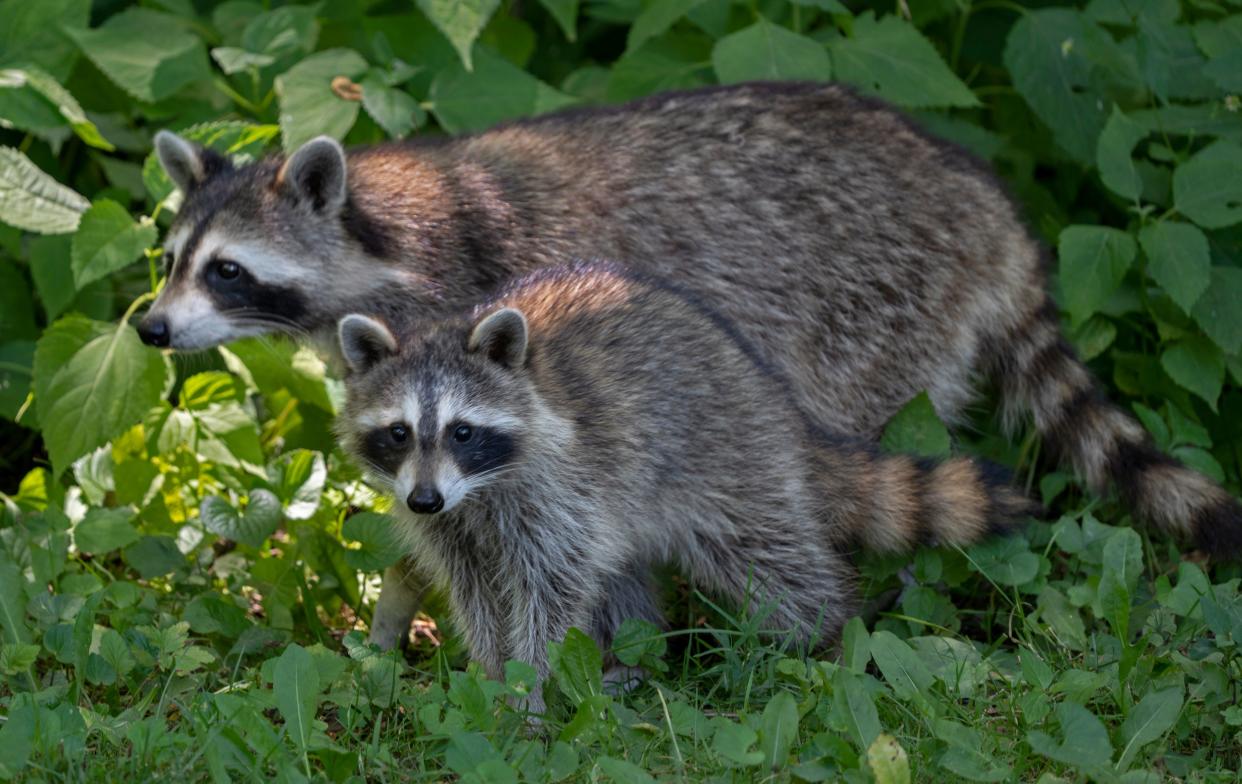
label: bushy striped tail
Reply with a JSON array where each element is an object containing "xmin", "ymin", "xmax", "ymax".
[
  {"xmin": 992, "ymin": 299, "xmax": 1242, "ymax": 558},
  {"xmin": 816, "ymin": 439, "xmax": 1037, "ymax": 555}
]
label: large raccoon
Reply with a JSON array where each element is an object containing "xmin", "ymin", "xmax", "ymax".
[
  {"xmin": 146, "ymin": 82, "xmax": 1242, "ymax": 646},
  {"xmin": 335, "ymin": 262, "xmax": 1035, "ymax": 706}
]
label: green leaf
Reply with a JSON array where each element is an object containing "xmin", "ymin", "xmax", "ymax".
[
  {"xmin": 833, "ymin": 668, "xmax": 881, "ymax": 750},
  {"xmin": 241, "ymin": 4, "xmax": 320, "ymax": 62},
  {"xmin": 1117, "ymin": 687, "xmax": 1183, "ymax": 769},
  {"xmin": 275, "ymin": 48, "xmax": 369, "ymax": 152},
  {"xmin": 1192, "ymin": 267, "xmax": 1242, "ymax": 354},
  {"xmin": 868, "ymin": 631, "xmax": 935, "ymax": 701},
  {"xmin": 607, "ymin": 35, "xmax": 712, "ymax": 102},
  {"xmin": 1057, "ymin": 225, "xmax": 1136, "ymax": 326},
  {"xmin": 830, "ymin": 12, "xmax": 977, "ymax": 109},
  {"xmin": 0, "ymin": 642, "xmax": 39, "ymax": 675},
  {"xmin": 537, "ymin": 0, "xmax": 579, "ymax": 41},
  {"xmin": 65, "ymin": 8, "xmax": 211, "ymax": 103},
  {"xmin": 74, "ymin": 507, "xmax": 140, "ymax": 554},
  {"xmin": 627, "ymin": 0, "xmax": 706, "ymax": 54},
  {"xmin": 880, "ymin": 391, "xmax": 950, "ymax": 458},
  {"xmin": 841, "ymin": 616, "xmax": 871, "ymax": 674},
  {"xmin": 758, "ymin": 691, "xmax": 799, "ymax": 769},
  {"xmin": 968, "ymin": 536, "xmax": 1040, "ymax": 586},
  {"xmin": 360, "ymin": 75, "xmax": 424, "ymax": 139},
  {"xmin": 0, "ymin": 341, "xmax": 34, "ymax": 421},
  {"xmin": 211, "ymin": 47, "xmax": 276, "ymax": 74},
  {"xmin": 0, "ymin": 0, "xmax": 91, "ymax": 82},
  {"xmin": 1204, "ymin": 48, "xmax": 1242, "ymax": 92},
  {"xmin": 341, "ymin": 512, "xmax": 405, "ymax": 572},
  {"xmin": 200, "ymin": 490, "xmax": 283, "ymax": 549},
  {"xmin": 0, "ymin": 147, "xmax": 89, "ymax": 234},
  {"xmin": 548, "ymin": 627, "xmax": 602, "ymax": 704},
  {"xmin": 1139, "ymin": 221, "xmax": 1210, "ymax": 314},
  {"xmin": 184, "ymin": 592, "xmax": 250, "ymax": 638},
  {"xmin": 273, "ymin": 643, "xmax": 320, "ymax": 753},
  {"xmin": 32, "ymin": 315, "xmax": 110, "ymax": 428},
  {"xmin": 430, "ymin": 47, "xmax": 576, "ymax": 134},
  {"xmin": 712, "ymin": 18, "xmax": 832, "ymax": 84},
  {"xmin": 1173, "ymin": 140, "xmax": 1242, "ymax": 229},
  {"xmin": 122, "ymin": 536, "xmax": 183, "ymax": 579},
  {"xmin": 1027, "ymin": 702, "xmax": 1112, "ymax": 771},
  {"xmin": 416, "ymin": 0, "xmax": 500, "ymax": 70},
  {"xmin": 42, "ymin": 322, "xmax": 171, "ymax": 476},
  {"xmin": 611, "ymin": 617, "xmax": 667, "ymax": 669},
  {"xmin": 1097, "ymin": 528, "xmax": 1142, "ymax": 639},
  {"xmin": 596, "ymin": 756, "xmax": 656, "ymax": 784},
  {"xmin": 270, "ymin": 449, "xmax": 326, "ymax": 519},
  {"xmin": 70, "ymin": 200, "xmax": 157, "ymax": 290},
  {"xmin": 1161, "ymin": 337, "xmax": 1223, "ymax": 410},
  {"xmin": 866, "ymin": 734, "xmax": 911, "ymax": 784},
  {"xmin": 1096, "ymin": 107, "xmax": 1146, "ymax": 202},
  {"xmin": 0, "ymin": 559, "xmax": 30, "ymax": 644},
  {"xmin": 0, "ymin": 67, "xmax": 112, "ymax": 150},
  {"xmin": 712, "ymin": 720, "xmax": 764, "ymax": 767}
]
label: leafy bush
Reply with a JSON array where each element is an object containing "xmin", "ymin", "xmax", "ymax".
[{"xmin": 1, "ymin": 0, "xmax": 1240, "ymax": 780}]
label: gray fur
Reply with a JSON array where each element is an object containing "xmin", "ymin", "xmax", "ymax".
[{"xmin": 336, "ymin": 263, "xmax": 1033, "ymax": 708}]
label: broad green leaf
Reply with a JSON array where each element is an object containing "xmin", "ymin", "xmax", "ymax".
[
  {"xmin": 1097, "ymin": 528, "xmax": 1142, "ymax": 639},
  {"xmin": 548, "ymin": 627, "xmax": 602, "ymax": 704},
  {"xmin": 1204, "ymin": 48, "xmax": 1242, "ymax": 92},
  {"xmin": 626, "ymin": 0, "xmax": 706, "ymax": 54},
  {"xmin": 537, "ymin": 0, "xmax": 579, "ymax": 41},
  {"xmin": 1173, "ymin": 141, "xmax": 1242, "ymax": 229},
  {"xmin": 0, "ymin": 642, "xmax": 39, "ymax": 675},
  {"xmin": 184, "ymin": 592, "xmax": 251, "ymax": 638},
  {"xmin": 880, "ymin": 391, "xmax": 950, "ymax": 458},
  {"xmin": 712, "ymin": 720, "xmax": 764, "ymax": 767},
  {"xmin": 1027, "ymin": 702, "xmax": 1112, "ymax": 771},
  {"xmin": 274, "ymin": 644, "xmax": 320, "ymax": 752},
  {"xmin": 0, "ymin": 0, "xmax": 91, "ymax": 81},
  {"xmin": 242, "ymin": 4, "xmax": 320, "ymax": 62},
  {"xmin": 97, "ymin": 628, "xmax": 135, "ymax": 679},
  {"xmin": 122, "ymin": 536, "xmax": 183, "ymax": 579},
  {"xmin": 830, "ymin": 13, "xmax": 977, "ymax": 109},
  {"xmin": 596, "ymin": 757, "xmax": 655, "ymax": 784},
  {"xmin": 0, "ymin": 147, "xmax": 89, "ymax": 234},
  {"xmin": 200, "ymin": 490, "xmax": 283, "ymax": 548},
  {"xmin": 360, "ymin": 75, "xmax": 425, "ymax": 139},
  {"xmin": 1096, "ymin": 107, "xmax": 1146, "ymax": 202},
  {"xmin": 968, "ymin": 536, "xmax": 1040, "ymax": 586},
  {"xmin": 430, "ymin": 47, "xmax": 576, "ymax": 134},
  {"xmin": 211, "ymin": 47, "xmax": 276, "ymax": 74},
  {"xmin": 74, "ymin": 507, "xmax": 140, "ymax": 554},
  {"xmin": 341, "ymin": 512, "xmax": 406, "ymax": 572},
  {"xmin": 1117, "ymin": 687, "xmax": 1183, "ymax": 768},
  {"xmin": 867, "ymin": 734, "xmax": 911, "ymax": 784},
  {"xmin": 66, "ymin": 8, "xmax": 211, "ymax": 103},
  {"xmin": 1192, "ymin": 267, "xmax": 1242, "ymax": 354},
  {"xmin": 41, "ymin": 322, "xmax": 172, "ymax": 476},
  {"xmin": 1138, "ymin": 18, "xmax": 1217, "ymax": 102},
  {"xmin": 0, "ymin": 341, "xmax": 34, "ymax": 421},
  {"xmin": 758, "ymin": 691, "xmax": 799, "ymax": 769},
  {"xmin": 0, "ymin": 559, "xmax": 30, "ymax": 644},
  {"xmin": 712, "ymin": 18, "xmax": 832, "ymax": 84},
  {"xmin": 790, "ymin": 0, "xmax": 849, "ymax": 11},
  {"xmin": 416, "ymin": 0, "xmax": 501, "ymax": 70},
  {"xmin": 607, "ymin": 35, "xmax": 713, "ymax": 102},
  {"xmin": 270, "ymin": 449, "xmax": 326, "ymax": 519},
  {"xmin": 0, "ymin": 261, "xmax": 36, "ymax": 343},
  {"xmin": 610, "ymin": 617, "xmax": 667, "ymax": 668},
  {"xmin": 70, "ymin": 200, "xmax": 158, "ymax": 290},
  {"xmin": 833, "ymin": 668, "xmax": 881, "ymax": 750},
  {"xmin": 28, "ymin": 235, "xmax": 74, "ymax": 321},
  {"xmin": 841, "ymin": 616, "xmax": 870, "ymax": 674},
  {"xmin": 0, "ymin": 67, "xmax": 112, "ymax": 150},
  {"xmin": 868, "ymin": 631, "xmax": 934, "ymax": 701},
  {"xmin": 1161, "ymin": 337, "xmax": 1223, "ymax": 410},
  {"xmin": 275, "ymin": 48, "xmax": 369, "ymax": 152},
  {"xmin": 1058, "ymin": 225, "xmax": 1136, "ymax": 326},
  {"xmin": 1138, "ymin": 221, "xmax": 1210, "ymax": 314},
  {"xmin": 32, "ymin": 315, "xmax": 111, "ymax": 429},
  {"xmin": 0, "ymin": 701, "xmax": 35, "ymax": 777}
]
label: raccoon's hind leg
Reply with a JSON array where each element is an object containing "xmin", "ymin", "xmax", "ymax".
[
  {"xmin": 590, "ymin": 568, "xmax": 665, "ymax": 694},
  {"xmin": 369, "ymin": 557, "xmax": 428, "ymax": 651},
  {"xmin": 991, "ymin": 297, "xmax": 1242, "ymax": 557}
]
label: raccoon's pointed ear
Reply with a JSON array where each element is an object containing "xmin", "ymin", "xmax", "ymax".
[
  {"xmin": 338, "ymin": 314, "xmax": 398, "ymax": 373},
  {"xmin": 155, "ymin": 130, "xmax": 227, "ymax": 193},
  {"xmin": 468, "ymin": 308, "xmax": 528, "ymax": 369},
  {"xmin": 280, "ymin": 136, "xmax": 348, "ymax": 214}
]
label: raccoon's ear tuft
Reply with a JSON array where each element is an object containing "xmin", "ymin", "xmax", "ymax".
[
  {"xmin": 156, "ymin": 131, "xmax": 215, "ymax": 193},
  {"xmin": 468, "ymin": 308, "xmax": 528, "ymax": 369},
  {"xmin": 280, "ymin": 136, "xmax": 348, "ymax": 214},
  {"xmin": 338, "ymin": 314, "xmax": 398, "ymax": 373}
]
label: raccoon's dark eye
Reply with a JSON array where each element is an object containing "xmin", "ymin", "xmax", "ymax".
[
  {"xmin": 452, "ymin": 424, "xmax": 473, "ymax": 443},
  {"xmin": 214, "ymin": 259, "xmax": 241, "ymax": 280},
  {"xmin": 389, "ymin": 424, "xmax": 409, "ymax": 443}
]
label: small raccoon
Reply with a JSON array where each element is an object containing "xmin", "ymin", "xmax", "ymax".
[{"xmin": 336, "ymin": 262, "xmax": 1034, "ymax": 705}]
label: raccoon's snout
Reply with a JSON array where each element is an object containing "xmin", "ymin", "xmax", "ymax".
[
  {"xmin": 407, "ymin": 485, "xmax": 445, "ymax": 515},
  {"xmin": 138, "ymin": 316, "xmax": 170, "ymax": 348}
]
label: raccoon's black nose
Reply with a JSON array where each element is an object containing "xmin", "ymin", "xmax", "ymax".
[
  {"xmin": 407, "ymin": 486, "xmax": 444, "ymax": 514},
  {"xmin": 138, "ymin": 317, "xmax": 169, "ymax": 348}
]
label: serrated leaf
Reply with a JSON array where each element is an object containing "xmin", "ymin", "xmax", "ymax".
[
  {"xmin": 199, "ymin": 490, "xmax": 282, "ymax": 548},
  {"xmin": 1139, "ymin": 221, "xmax": 1210, "ymax": 313},
  {"xmin": 430, "ymin": 47, "xmax": 576, "ymax": 134},
  {"xmin": 1096, "ymin": 107, "xmax": 1146, "ymax": 202},
  {"xmin": 712, "ymin": 18, "xmax": 832, "ymax": 84},
  {"xmin": 1058, "ymin": 225, "xmax": 1136, "ymax": 325},
  {"xmin": 70, "ymin": 200, "xmax": 157, "ymax": 290},
  {"xmin": 341, "ymin": 512, "xmax": 405, "ymax": 572},
  {"xmin": 416, "ymin": 0, "xmax": 501, "ymax": 70},
  {"xmin": 1117, "ymin": 687, "xmax": 1183, "ymax": 768},
  {"xmin": 0, "ymin": 0, "xmax": 91, "ymax": 82},
  {"xmin": 830, "ymin": 12, "xmax": 977, "ymax": 109},
  {"xmin": 41, "ymin": 323, "xmax": 172, "ymax": 476},
  {"xmin": 275, "ymin": 48, "xmax": 368, "ymax": 152},
  {"xmin": 74, "ymin": 507, "xmax": 139, "ymax": 554},
  {"xmin": 211, "ymin": 47, "xmax": 276, "ymax": 74},
  {"xmin": 627, "ymin": 0, "xmax": 706, "ymax": 54},
  {"xmin": 242, "ymin": 4, "xmax": 320, "ymax": 61},
  {"xmin": 65, "ymin": 8, "xmax": 211, "ymax": 103},
  {"xmin": 0, "ymin": 147, "xmax": 89, "ymax": 234},
  {"xmin": 1161, "ymin": 337, "xmax": 1223, "ymax": 409},
  {"xmin": 1192, "ymin": 267, "xmax": 1242, "ymax": 354},
  {"xmin": 360, "ymin": 75, "xmax": 424, "ymax": 139},
  {"xmin": 880, "ymin": 391, "xmax": 950, "ymax": 458},
  {"xmin": 1173, "ymin": 140, "xmax": 1242, "ymax": 229},
  {"xmin": 274, "ymin": 644, "xmax": 320, "ymax": 752},
  {"xmin": 0, "ymin": 67, "xmax": 112, "ymax": 150},
  {"xmin": 537, "ymin": 0, "xmax": 579, "ymax": 41},
  {"xmin": 758, "ymin": 691, "xmax": 799, "ymax": 769}
]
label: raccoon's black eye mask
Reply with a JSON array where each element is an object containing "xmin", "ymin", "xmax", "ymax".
[{"xmin": 361, "ymin": 423, "xmax": 413, "ymax": 475}]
